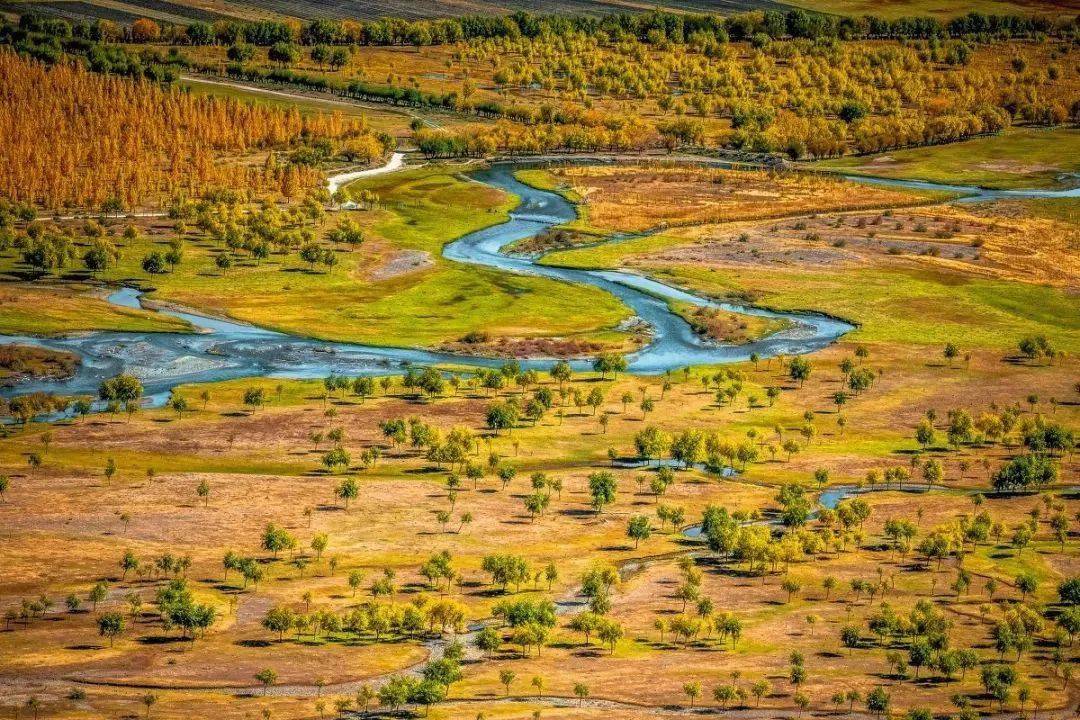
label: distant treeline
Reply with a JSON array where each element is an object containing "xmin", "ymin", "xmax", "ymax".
[
  {"xmin": 0, "ymin": 22, "xmax": 183, "ymax": 81},
  {"xmin": 0, "ymin": 19, "xmax": 572, "ymax": 124},
  {"xmin": 11, "ymin": 8, "xmax": 1079, "ymax": 50}
]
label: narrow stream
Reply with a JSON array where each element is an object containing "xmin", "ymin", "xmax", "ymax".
[{"xmin": 682, "ymin": 482, "xmax": 951, "ymax": 538}]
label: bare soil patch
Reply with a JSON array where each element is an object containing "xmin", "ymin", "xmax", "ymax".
[{"xmin": 367, "ymin": 249, "xmax": 434, "ymax": 281}]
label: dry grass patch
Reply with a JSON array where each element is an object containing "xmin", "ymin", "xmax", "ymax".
[
  {"xmin": 654, "ymin": 202, "xmax": 1080, "ymax": 290},
  {"xmin": 549, "ymin": 165, "xmax": 937, "ymax": 234}
]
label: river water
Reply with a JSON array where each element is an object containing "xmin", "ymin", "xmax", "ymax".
[
  {"xmin": 0, "ymin": 164, "xmax": 855, "ymax": 404},
  {"xmin": 3, "ymin": 160, "xmax": 1072, "ymax": 406}
]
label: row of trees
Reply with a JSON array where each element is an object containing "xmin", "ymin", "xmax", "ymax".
[{"xmin": 64, "ymin": 10, "xmax": 1074, "ymax": 51}]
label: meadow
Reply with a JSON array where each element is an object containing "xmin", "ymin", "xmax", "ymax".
[
  {"xmin": 176, "ymin": 76, "xmax": 479, "ymax": 139},
  {"xmin": 817, "ymin": 128, "xmax": 1080, "ymax": 191},
  {"xmin": 0, "ymin": 329, "xmax": 1075, "ymax": 720},
  {"xmin": 0, "ymin": 284, "xmax": 190, "ymax": 336},
  {"xmin": 521, "ymin": 164, "xmax": 945, "ymax": 234},
  {"xmin": 0, "ymin": 165, "xmax": 631, "ymax": 350},
  {"xmin": 529, "ymin": 167, "xmax": 1079, "ymax": 351}
]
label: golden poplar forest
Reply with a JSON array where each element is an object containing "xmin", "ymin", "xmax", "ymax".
[{"xmin": 0, "ymin": 52, "xmax": 384, "ymax": 209}]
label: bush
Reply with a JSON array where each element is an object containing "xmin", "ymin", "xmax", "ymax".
[{"xmin": 992, "ymin": 454, "xmax": 1057, "ymax": 493}]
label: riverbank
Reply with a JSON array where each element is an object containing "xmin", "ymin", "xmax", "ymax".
[{"xmin": 0, "ymin": 344, "xmax": 79, "ymax": 386}]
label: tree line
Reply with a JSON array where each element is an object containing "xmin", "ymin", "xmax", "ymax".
[{"xmin": 21, "ymin": 9, "xmax": 1076, "ymax": 52}]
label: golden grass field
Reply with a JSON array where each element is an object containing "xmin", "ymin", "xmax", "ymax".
[
  {"xmin": 531, "ymin": 166, "xmax": 1080, "ymax": 352},
  {"xmin": 529, "ymin": 164, "xmax": 945, "ymax": 234},
  {"xmin": 0, "ymin": 334, "xmax": 1076, "ymax": 719}
]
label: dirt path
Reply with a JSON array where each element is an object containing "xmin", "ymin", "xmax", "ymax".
[{"xmin": 326, "ymin": 152, "xmax": 407, "ymax": 196}]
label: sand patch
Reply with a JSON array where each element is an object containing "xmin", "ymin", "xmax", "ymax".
[{"xmin": 368, "ymin": 249, "xmax": 434, "ymax": 281}]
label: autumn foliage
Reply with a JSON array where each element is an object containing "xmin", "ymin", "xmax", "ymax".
[{"xmin": 0, "ymin": 51, "xmax": 382, "ymax": 210}]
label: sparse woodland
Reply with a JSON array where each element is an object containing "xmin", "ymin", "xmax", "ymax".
[{"xmin": 418, "ymin": 33, "xmax": 1075, "ymax": 158}]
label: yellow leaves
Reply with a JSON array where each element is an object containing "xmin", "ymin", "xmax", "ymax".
[{"xmin": 0, "ymin": 52, "xmax": 381, "ymax": 209}]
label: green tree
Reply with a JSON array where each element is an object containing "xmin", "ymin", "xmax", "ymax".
[
  {"xmin": 1015, "ymin": 572, "xmax": 1038, "ymax": 600},
  {"xmin": 196, "ymin": 479, "xmax": 210, "ymax": 507},
  {"xmin": 262, "ymin": 606, "xmax": 296, "ymax": 640},
  {"xmin": 243, "ymin": 387, "xmax": 265, "ymax": 414},
  {"xmin": 215, "ymin": 252, "xmax": 233, "ymax": 275},
  {"xmin": 788, "ymin": 357, "xmax": 812, "ymax": 387},
  {"xmin": 627, "ymin": 515, "xmax": 652, "ymax": 548},
  {"xmin": 943, "ymin": 343, "xmax": 960, "ymax": 367},
  {"xmin": 866, "ymin": 687, "xmax": 890, "ymax": 717},
  {"xmin": 588, "ymin": 471, "xmax": 617, "ymax": 514},
  {"xmin": 97, "ymin": 611, "xmax": 125, "ymax": 645},
  {"xmin": 840, "ymin": 625, "xmax": 860, "ymax": 654},
  {"xmin": 499, "ymin": 669, "xmax": 516, "ymax": 695},
  {"xmin": 141, "ymin": 693, "xmax": 158, "ymax": 719},
  {"xmin": 99, "ymin": 374, "xmax": 143, "ymax": 404},
  {"xmin": 324, "ymin": 448, "xmax": 352, "ymax": 476},
  {"xmin": 261, "ymin": 524, "xmax": 296, "ymax": 557},
  {"xmin": 88, "ymin": 581, "xmax": 108, "ymax": 612},
  {"xmin": 255, "ymin": 667, "xmax": 278, "ymax": 695},
  {"xmin": 683, "ymin": 681, "xmax": 701, "ymax": 707},
  {"xmin": 119, "ymin": 549, "xmax": 139, "ymax": 580}
]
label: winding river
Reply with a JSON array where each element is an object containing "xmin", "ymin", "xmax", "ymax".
[
  {"xmin": 0, "ymin": 160, "xmax": 855, "ymax": 404},
  {"xmin": 3, "ymin": 157, "xmax": 1076, "ymax": 406}
]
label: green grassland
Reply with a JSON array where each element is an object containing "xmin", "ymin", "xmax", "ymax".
[
  {"xmin": 513, "ymin": 168, "xmax": 615, "ymax": 236},
  {"xmin": 0, "ymin": 283, "xmax": 190, "ymax": 336},
  {"xmin": 514, "ymin": 169, "xmax": 584, "ymax": 205},
  {"xmin": 817, "ymin": 127, "xmax": 1080, "ymax": 190},
  {"xmin": 334, "ymin": 166, "xmax": 631, "ymax": 348},
  {"xmin": 179, "ymin": 77, "xmax": 375, "ymax": 119},
  {"xmin": 651, "ymin": 264, "xmax": 1080, "ymax": 351},
  {"xmin": 541, "ymin": 241, "xmax": 1080, "ymax": 351},
  {"xmin": 178, "ymin": 76, "xmax": 460, "ymax": 138},
  {"xmin": 0, "ymin": 166, "xmax": 630, "ymax": 348}
]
